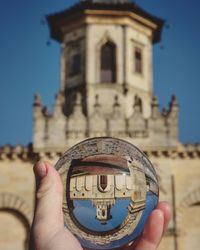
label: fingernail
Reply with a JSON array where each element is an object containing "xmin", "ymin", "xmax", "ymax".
[{"xmin": 34, "ymin": 161, "xmax": 47, "ymax": 180}]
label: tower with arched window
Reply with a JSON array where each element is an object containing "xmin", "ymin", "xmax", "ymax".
[
  {"xmin": 100, "ymin": 41, "xmax": 116, "ymax": 83},
  {"xmin": 38, "ymin": 0, "xmax": 178, "ymax": 150},
  {"xmin": 47, "ymin": 0, "xmax": 163, "ymax": 120}
]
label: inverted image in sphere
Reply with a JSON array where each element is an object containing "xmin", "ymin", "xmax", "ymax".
[{"xmin": 55, "ymin": 137, "xmax": 159, "ymax": 249}]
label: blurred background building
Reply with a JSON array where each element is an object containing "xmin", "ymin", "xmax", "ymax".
[{"xmin": 0, "ymin": 0, "xmax": 200, "ymax": 249}]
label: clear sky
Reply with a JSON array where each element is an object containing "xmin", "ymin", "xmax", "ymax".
[{"xmin": 0, "ymin": 0, "xmax": 200, "ymax": 146}]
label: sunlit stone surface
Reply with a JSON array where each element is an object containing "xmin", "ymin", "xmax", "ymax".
[{"xmin": 55, "ymin": 137, "xmax": 159, "ymax": 249}]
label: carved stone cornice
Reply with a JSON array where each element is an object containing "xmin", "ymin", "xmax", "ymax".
[
  {"xmin": 0, "ymin": 144, "xmax": 36, "ymax": 162},
  {"xmin": 143, "ymin": 144, "xmax": 200, "ymax": 159},
  {"xmin": 1, "ymin": 143, "xmax": 200, "ymax": 161}
]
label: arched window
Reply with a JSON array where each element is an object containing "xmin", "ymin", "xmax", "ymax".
[
  {"xmin": 100, "ymin": 41, "xmax": 116, "ymax": 83},
  {"xmin": 134, "ymin": 47, "xmax": 143, "ymax": 74},
  {"xmin": 99, "ymin": 175, "xmax": 108, "ymax": 191},
  {"xmin": 69, "ymin": 45, "xmax": 81, "ymax": 76}
]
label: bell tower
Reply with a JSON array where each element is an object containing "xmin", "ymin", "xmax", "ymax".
[
  {"xmin": 32, "ymin": 0, "xmax": 179, "ymax": 152},
  {"xmin": 47, "ymin": 0, "xmax": 163, "ymax": 118}
]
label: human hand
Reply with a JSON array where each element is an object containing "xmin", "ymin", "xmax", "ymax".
[
  {"xmin": 30, "ymin": 161, "xmax": 171, "ymax": 250},
  {"xmin": 117, "ymin": 200, "xmax": 171, "ymax": 250}
]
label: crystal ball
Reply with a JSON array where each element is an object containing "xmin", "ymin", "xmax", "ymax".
[{"xmin": 55, "ymin": 137, "xmax": 159, "ymax": 249}]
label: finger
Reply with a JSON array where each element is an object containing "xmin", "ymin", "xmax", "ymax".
[
  {"xmin": 32, "ymin": 161, "xmax": 64, "ymax": 234},
  {"xmin": 119, "ymin": 202, "xmax": 172, "ymax": 250},
  {"xmin": 135, "ymin": 209, "xmax": 164, "ymax": 250},
  {"xmin": 156, "ymin": 201, "xmax": 172, "ymax": 234}
]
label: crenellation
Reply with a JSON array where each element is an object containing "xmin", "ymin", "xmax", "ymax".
[
  {"xmin": 2, "ymin": 144, "xmax": 13, "ymax": 154},
  {"xmin": 67, "ymin": 93, "xmax": 87, "ymax": 139},
  {"xmin": 148, "ymin": 96, "xmax": 168, "ymax": 145},
  {"xmin": 127, "ymin": 95, "xmax": 147, "ymax": 137},
  {"xmin": 151, "ymin": 96, "xmax": 162, "ymax": 119},
  {"xmin": 166, "ymin": 95, "xmax": 179, "ymax": 142},
  {"xmin": 88, "ymin": 95, "xmax": 108, "ymax": 137},
  {"xmin": 33, "ymin": 94, "xmax": 46, "ymax": 151},
  {"xmin": 32, "ymin": 91, "xmax": 181, "ymax": 149},
  {"xmin": 1, "ymin": 143, "xmax": 200, "ymax": 162},
  {"xmin": 45, "ymin": 93, "xmax": 67, "ymax": 150},
  {"xmin": 108, "ymin": 95, "xmax": 126, "ymax": 137},
  {"xmin": 33, "ymin": 93, "xmax": 41, "ymax": 107}
]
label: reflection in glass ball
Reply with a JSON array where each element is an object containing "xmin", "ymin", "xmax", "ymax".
[{"xmin": 55, "ymin": 137, "xmax": 159, "ymax": 250}]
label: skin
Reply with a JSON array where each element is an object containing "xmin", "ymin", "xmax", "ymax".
[{"xmin": 30, "ymin": 161, "xmax": 171, "ymax": 250}]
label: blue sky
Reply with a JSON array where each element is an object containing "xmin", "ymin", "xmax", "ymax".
[
  {"xmin": 0, "ymin": 0, "xmax": 199, "ymax": 146},
  {"xmin": 73, "ymin": 199, "xmax": 130, "ymax": 232},
  {"xmin": 73, "ymin": 192, "xmax": 157, "ymax": 249}
]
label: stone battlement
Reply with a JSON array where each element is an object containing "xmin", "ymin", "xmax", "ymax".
[
  {"xmin": 1, "ymin": 143, "xmax": 200, "ymax": 161},
  {"xmin": 32, "ymin": 91, "xmax": 180, "ymax": 151}
]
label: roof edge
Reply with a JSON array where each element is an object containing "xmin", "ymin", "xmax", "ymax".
[{"xmin": 46, "ymin": 1, "xmax": 164, "ymax": 43}]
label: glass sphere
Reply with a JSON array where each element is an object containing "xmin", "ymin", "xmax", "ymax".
[{"xmin": 55, "ymin": 137, "xmax": 159, "ymax": 250}]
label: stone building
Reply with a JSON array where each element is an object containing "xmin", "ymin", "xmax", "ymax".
[
  {"xmin": 69, "ymin": 154, "xmax": 149, "ymax": 222},
  {"xmin": 0, "ymin": 0, "xmax": 200, "ymax": 249}
]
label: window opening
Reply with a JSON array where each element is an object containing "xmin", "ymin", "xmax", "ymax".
[
  {"xmin": 135, "ymin": 47, "xmax": 142, "ymax": 74},
  {"xmin": 100, "ymin": 42, "xmax": 116, "ymax": 83}
]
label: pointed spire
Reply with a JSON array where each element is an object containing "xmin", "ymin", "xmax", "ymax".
[
  {"xmin": 42, "ymin": 106, "xmax": 49, "ymax": 117},
  {"xmin": 33, "ymin": 93, "xmax": 41, "ymax": 107},
  {"xmin": 167, "ymin": 95, "xmax": 179, "ymax": 141},
  {"xmin": 152, "ymin": 95, "xmax": 159, "ymax": 106},
  {"xmin": 89, "ymin": 94, "xmax": 107, "ymax": 137},
  {"xmin": 93, "ymin": 94, "xmax": 101, "ymax": 113},
  {"xmin": 108, "ymin": 95, "xmax": 126, "ymax": 136},
  {"xmin": 67, "ymin": 92, "xmax": 87, "ymax": 137},
  {"xmin": 167, "ymin": 95, "xmax": 179, "ymax": 119},
  {"xmin": 33, "ymin": 93, "xmax": 43, "ymax": 119},
  {"xmin": 94, "ymin": 94, "xmax": 100, "ymax": 108},
  {"xmin": 53, "ymin": 92, "xmax": 64, "ymax": 116},
  {"xmin": 169, "ymin": 95, "xmax": 178, "ymax": 110},
  {"xmin": 127, "ymin": 95, "xmax": 146, "ymax": 136},
  {"xmin": 134, "ymin": 95, "xmax": 142, "ymax": 114},
  {"xmin": 113, "ymin": 95, "xmax": 121, "ymax": 116},
  {"xmin": 151, "ymin": 96, "xmax": 161, "ymax": 118},
  {"xmin": 55, "ymin": 92, "xmax": 62, "ymax": 107},
  {"xmin": 113, "ymin": 95, "xmax": 120, "ymax": 107}
]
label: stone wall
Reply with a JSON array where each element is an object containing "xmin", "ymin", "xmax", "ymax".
[{"xmin": 0, "ymin": 144, "xmax": 200, "ymax": 250}]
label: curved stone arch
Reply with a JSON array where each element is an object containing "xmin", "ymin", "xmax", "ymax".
[
  {"xmin": 0, "ymin": 193, "xmax": 32, "ymax": 250},
  {"xmin": 0, "ymin": 192, "xmax": 32, "ymax": 226},
  {"xmin": 177, "ymin": 187, "xmax": 200, "ymax": 234},
  {"xmin": 96, "ymin": 31, "xmax": 116, "ymax": 54},
  {"xmin": 96, "ymin": 31, "xmax": 118, "ymax": 83}
]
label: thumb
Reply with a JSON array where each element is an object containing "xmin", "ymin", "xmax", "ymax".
[{"xmin": 33, "ymin": 161, "xmax": 64, "ymax": 234}]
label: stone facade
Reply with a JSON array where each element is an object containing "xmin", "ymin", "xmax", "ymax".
[
  {"xmin": 0, "ymin": 1, "xmax": 200, "ymax": 250},
  {"xmin": 69, "ymin": 157, "xmax": 147, "ymax": 222}
]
